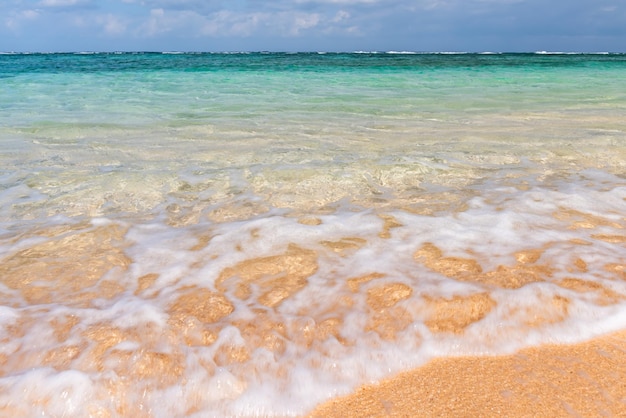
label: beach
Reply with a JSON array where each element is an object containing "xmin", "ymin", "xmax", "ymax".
[
  {"xmin": 311, "ymin": 331, "xmax": 626, "ymax": 417},
  {"xmin": 0, "ymin": 52, "xmax": 625, "ymax": 416}
]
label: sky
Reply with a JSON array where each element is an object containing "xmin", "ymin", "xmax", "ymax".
[{"xmin": 1, "ymin": 0, "xmax": 625, "ymax": 52}]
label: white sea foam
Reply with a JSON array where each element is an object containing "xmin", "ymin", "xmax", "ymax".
[{"xmin": 4, "ymin": 171, "xmax": 624, "ymax": 415}]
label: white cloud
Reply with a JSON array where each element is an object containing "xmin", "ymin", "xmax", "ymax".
[
  {"xmin": 132, "ymin": 7, "xmax": 327, "ymax": 39},
  {"xmin": 138, "ymin": 8, "xmax": 170, "ymax": 36},
  {"xmin": 38, "ymin": 0, "xmax": 84, "ymax": 6},
  {"xmin": 475, "ymin": 0, "xmax": 525, "ymax": 3},
  {"xmin": 332, "ymin": 10, "xmax": 350, "ymax": 22},
  {"xmin": 99, "ymin": 14, "xmax": 128, "ymax": 36},
  {"xmin": 117, "ymin": 0, "xmax": 220, "ymax": 11},
  {"xmin": 290, "ymin": 13, "xmax": 321, "ymax": 35},
  {"xmin": 22, "ymin": 9, "xmax": 41, "ymax": 19},
  {"xmin": 296, "ymin": 0, "xmax": 384, "ymax": 4},
  {"xmin": 136, "ymin": 8, "xmax": 207, "ymax": 37},
  {"xmin": 227, "ymin": 12, "xmax": 266, "ymax": 37},
  {"xmin": 4, "ymin": 9, "xmax": 40, "ymax": 31}
]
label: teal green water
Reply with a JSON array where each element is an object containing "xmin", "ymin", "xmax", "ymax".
[
  {"xmin": 2, "ymin": 53, "xmax": 625, "ymax": 220},
  {"xmin": 3, "ymin": 53, "xmax": 626, "ymax": 126},
  {"xmin": 0, "ymin": 53, "xmax": 625, "ymax": 416}
]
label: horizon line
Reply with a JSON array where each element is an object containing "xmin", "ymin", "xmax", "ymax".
[{"xmin": 1, "ymin": 50, "xmax": 625, "ymax": 55}]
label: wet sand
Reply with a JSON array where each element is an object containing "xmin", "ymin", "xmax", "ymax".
[{"xmin": 310, "ymin": 331, "xmax": 626, "ymax": 417}]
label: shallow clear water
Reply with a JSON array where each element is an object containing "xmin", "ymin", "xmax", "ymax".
[{"xmin": 0, "ymin": 52, "xmax": 625, "ymax": 416}]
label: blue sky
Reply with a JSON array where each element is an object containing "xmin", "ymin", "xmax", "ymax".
[{"xmin": 1, "ymin": 0, "xmax": 625, "ymax": 52}]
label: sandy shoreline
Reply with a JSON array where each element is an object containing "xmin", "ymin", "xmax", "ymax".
[{"xmin": 309, "ymin": 331, "xmax": 626, "ymax": 417}]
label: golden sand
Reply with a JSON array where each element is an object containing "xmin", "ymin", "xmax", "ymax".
[{"xmin": 309, "ymin": 331, "xmax": 626, "ymax": 417}]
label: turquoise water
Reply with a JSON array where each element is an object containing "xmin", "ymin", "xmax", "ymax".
[{"xmin": 1, "ymin": 53, "xmax": 625, "ymax": 416}]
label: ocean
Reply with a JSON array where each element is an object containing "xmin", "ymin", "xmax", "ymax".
[{"xmin": 0, "ymin": 52, "xmax": 625, "ymax": 416}]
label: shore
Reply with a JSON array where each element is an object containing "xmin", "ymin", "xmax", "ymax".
[{"xmin": 309, "ymin": 331, "xmax": 626, "ymax": 417}]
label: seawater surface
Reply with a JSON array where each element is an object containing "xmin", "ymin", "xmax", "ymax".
[{"xmin": 1, "ymin": 52, "xmax": 625, "ymax": 416}]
